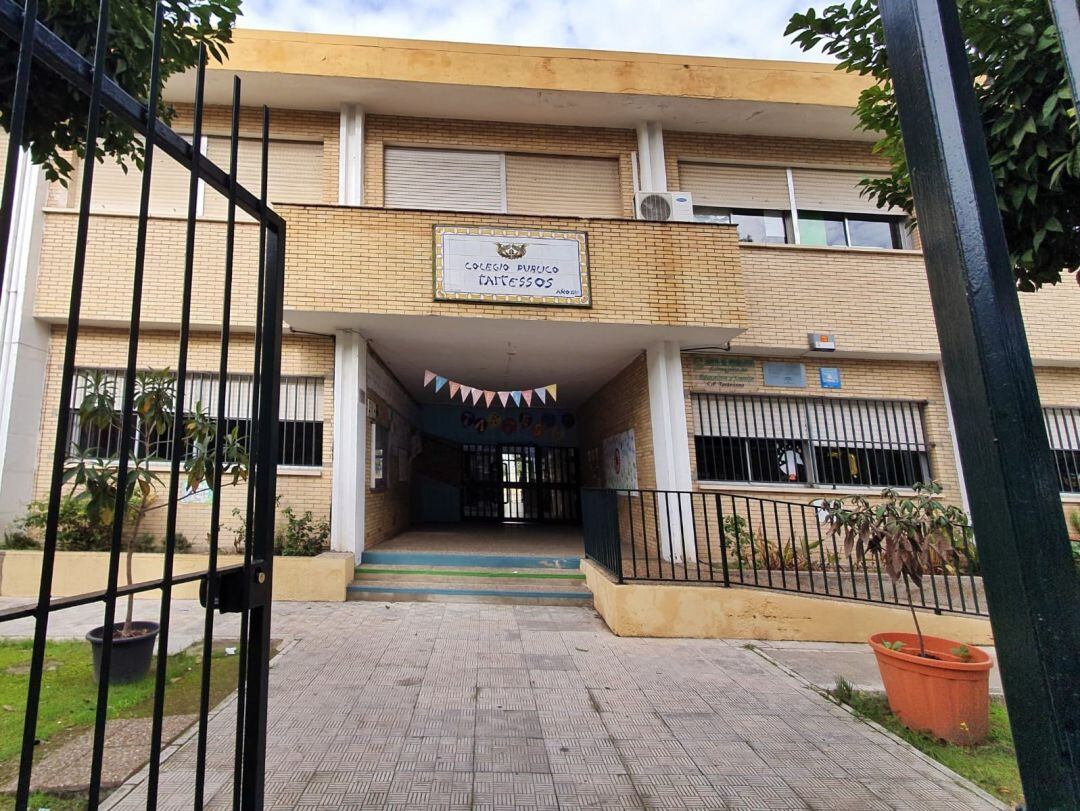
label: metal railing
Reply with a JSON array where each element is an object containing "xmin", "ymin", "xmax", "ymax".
[{"xmin": 582, "ymin": 487, "xmax": 987, "ymax": 617}]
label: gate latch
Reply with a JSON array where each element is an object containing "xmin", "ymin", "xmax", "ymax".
[{"xmin": 200, "ymin": 566, "xmax": 270, "ymax": 613}]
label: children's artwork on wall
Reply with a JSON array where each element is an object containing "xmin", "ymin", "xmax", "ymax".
[
  {"xmin": 421, "ymin": 404, "xmax": 578, "ymax": 446},
  {"xmin": 602, "ymin": 429, "xmax": 638, "ymax": 489}
]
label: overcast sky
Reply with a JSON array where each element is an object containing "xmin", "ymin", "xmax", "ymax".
[{"xmin": 237, "ymin": 0, "xmax": 834, "ymax": 62}]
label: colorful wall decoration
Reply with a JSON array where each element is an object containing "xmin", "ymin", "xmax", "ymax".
[
  {"xmin": 602, "ymin": 429, "xmax": 638, "ymax": 490},
  {"xmin": 421, "ymin": 404, "xmax": 578, "ymax": 447}
]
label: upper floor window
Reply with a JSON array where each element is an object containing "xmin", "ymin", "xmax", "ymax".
[
  {"xmin": 78, "ymin": 135, "xmax": 323, "ymax": 218},
  {"xmin": 383, "ymin": 146, "xmax": 622, "ymax": 218},
  {"xmin": 679, "ymin": 161, "xmax": 910, "ymax": 250}
]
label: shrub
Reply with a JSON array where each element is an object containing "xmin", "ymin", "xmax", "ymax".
[
  {"xmin": 21, "ymin": 497, "xmax": 114, "ymax": 551},
  {"xmin": 2, "ymin": 528, "xmax": 40, "ymax": 550},
  {"xmin": 274, "ymin": 507, "xmax": 329, "ymax": 557},
  {"xmin": 133, "ymin": 532, "xmax": 158, "ymax": 553},
  {"xmin": 174, "ymin": 532, "xmax": 192, "ymax": 553}
]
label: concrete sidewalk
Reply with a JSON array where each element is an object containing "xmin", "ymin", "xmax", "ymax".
[
  {"xmin": 75, "ymin": 601, "xmax": 1001, "ymax": 810},
  {"xmin": 753, "ymin": 639, "xmax": 1003, "ymax": 696}
]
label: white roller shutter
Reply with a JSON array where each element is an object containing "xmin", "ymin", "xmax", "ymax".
[
  {"xmin": 84, "ymin": 137, "xmax": 192, "ymax": 216},
  {"xmin": 505, "ymin": 153, "xmax": 621, "ymax": 217},
  {"xmin": 1045, "ymin": 407, "xmax": 1080, "ymax": 451},
  {"xmin": 204, "ymin": 137, "xmax": 323, "ymax": 219},
  {"xmin": 792, "ymin": 168, "xmax": 891, "ymax": 215},
  {"xmin": 384, "ymin": 146, "xmax": 505, "ymax": 213},
  {"xmin": 678, "ymin": 162, "xmax": 790, "ymax": 210}
]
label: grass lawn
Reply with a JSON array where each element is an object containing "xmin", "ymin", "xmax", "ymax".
[
  {"xmin": 0, "ymin": 637, "xmax": 252, "ymax": 808},
  {"xmin": 840, "ymin": 688, "xmax": 1022, "ymax": 806}
]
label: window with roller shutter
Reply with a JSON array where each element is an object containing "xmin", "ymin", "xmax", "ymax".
[
  {"xmin": 504, "ymin": 153, "xmax": 621, "ymax": 217},
  {"xmin": 383, "ymin": 146, "xmax": 505, "ymax": 213},
  {"xmin": 203, "ymin": 137, "xmax": 323, "ymax": 219},
  {"xmin": 82, "ymin": 135, "xmax": 195, "ymax": 217}
]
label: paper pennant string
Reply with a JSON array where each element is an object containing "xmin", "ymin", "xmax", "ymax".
[
  {"xmin": 423, "ymin": 370, "xmax": 436, "ymax": 387},
  {"xmin": 484, "ymin": 391, "xmax": 496, "ymax": 407},
  {"xmin": 435, "ymin": 376, "xmax": 447, "ymax": 393},
  {"xmin": 425, "ymin": 372, "xmax": 558, "ymax": 405},
  {"xmin": 498, "ymin": 391, "xmax": 509, "ymax": 407},
  {"xmin": 546, "ymin": 384, "xmax": 557, "ymax": 402},
  {"xmin": 522, "ymin": 390, "xmax": 533, "ymax": 406},
  {"xmin": 534, "ymin": 387, "xmax": 547, "ymax": 404}
]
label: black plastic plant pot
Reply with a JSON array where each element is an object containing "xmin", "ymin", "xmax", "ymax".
[{"xmin": 85, "ymin": 621, "xmax": 160, "ymax": 685}]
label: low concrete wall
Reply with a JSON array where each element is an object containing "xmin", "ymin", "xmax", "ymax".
[
  {"xmin": 0, "ymin": 550, "xmax": 354, "ymax": 602},
  {"xmin": 582, "ymin": 559, "xmax": 994, "ymax": 645}
]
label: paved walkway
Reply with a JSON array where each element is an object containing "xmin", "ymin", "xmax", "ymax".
[{"xmin": 75, "ymin": 601, "xmax": 999, "ymax": 810}]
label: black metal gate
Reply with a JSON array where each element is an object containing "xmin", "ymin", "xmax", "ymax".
[
  {"xmin": 0, "ymin": 1, "xmax": 283, "ymax": 808},
  {"xmin": 462, "ymin": 444, "xmax": 580, "ymax": 522}
]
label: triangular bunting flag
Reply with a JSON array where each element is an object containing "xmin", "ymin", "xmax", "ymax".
[
  {"xmin": 511, "ymin": 391, "xmax": 522, "ymax": 406},
  {"xmin": 546, "ymin": 384, "xmax": 557, "ymax": 402},
  {"xmin": 449, "ymin": 381, "xmax": 460, "ymax": 399},
  {"xmin": 498, "ymin": 391, "xmax": 510, "ymax": 407},
  {"xmin": 423, "ymin": 370, "xmax": 436, "ymax": 387},
  {"xmin": 534, "ymin": 387, "xmax": 547, "ymax": 404},
  {"xmin": 484, "ymin": 391, "xmax": 496, "ymax": 407},
  {"xmin": 435, "ymin": 376, "xmax": 447, "ymax": 393},
  {"xmin": 460, "ymin": 386, "xmax": 472, "ymax": 402},
  {"xmin": 471, "ymin": 388, "xmax": 483, "ymax": 405},
  {"xmin": 522, "ymin": 390, "xmax": 533, "ymax": 407}
]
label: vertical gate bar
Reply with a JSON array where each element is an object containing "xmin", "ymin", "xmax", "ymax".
[
  {"xmin": 234, "ymin": 107, "xmax": 272, "ymax": 808},
  {"xmin": 714, "ymin": 495, "xmax": 729, "ymax": 587},
  {"xmin": 1050, "ymin": 0, "xmax": 1080, "ymax": 113},
  {"xmin": 16, "ymin": 3, "xmax": 108, "ymax": 808},
  {"xmin": 0, "ymin": 0, "xmax": 36, "ymax": 288},
  {"xmin": 94, "ymin": 3, "xmax": 163, "ymax": 807},
  {"xmin": 194, "ymin": 74, "xmax": 241, "ymax": 810},
  {"xmin": 701, "ymin": 493, "xmax": 714, "ymax": 581},
  {"xmin": 145, "ymin": 42, "xmax": 207, "ymax": 808},
  {"xmin": 242, "ymin": 207, "xmax": 285, "ymax": 811},
  {"xmin": 881, "ymin": 0, "xmax": 1080, "ymax": 799}
]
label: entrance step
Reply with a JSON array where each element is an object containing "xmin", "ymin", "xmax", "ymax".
[
  {"xmin": 358, "ymin": 549, "xmax": 581, "ymax": 570},
  {"xmin": 349, "ymin": 561, "xmax": 591, "ymax": 605}
]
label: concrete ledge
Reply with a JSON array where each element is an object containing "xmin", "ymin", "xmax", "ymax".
[
  {"xmin": 0, "ymin": 550, "xmax": 353, "ymax": 602},
  {"xmin": 581, "ymin": 559, "xmax": 994, "ymax": 645}
]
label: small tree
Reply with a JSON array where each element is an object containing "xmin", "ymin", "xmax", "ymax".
[
  {"xmin": 819, "ymin": 482, "xmax": 970, "ymax": 656},
  {"xmin": 786, "ymin": 0, "xmax": 1080, "ymax": 291},
  {"xmin": 0, "ymin": 0, "xmax": 240, "ymax": 183},
  {"xmin": 65, "ymin": 368, "xmax": 247, "ymax": 636}
]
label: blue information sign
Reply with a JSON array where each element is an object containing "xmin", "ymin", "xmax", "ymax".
[{"xmin": 819, "ymin": 367, "xmax": 842, "ymax": 389}]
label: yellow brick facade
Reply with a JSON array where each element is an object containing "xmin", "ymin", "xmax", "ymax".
[
  {"xmin": 578, "ymin": 354, "xmax": 656, "ymax": 489},
  {"xmin": 31, "ymin": 327, "xmax": 334, "ymax": 547},
  {"xmin": 279, "ymin": 205, "xmax": 746, "ymax": 329},
  {"xmin": 19, "ymin": 95, "xmax": 1080, "ymax": 551}
]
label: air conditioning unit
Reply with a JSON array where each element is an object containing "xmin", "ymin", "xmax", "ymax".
[{"xmin": 634, "ymin": 191, "xmax": 695, "ymax": 222}]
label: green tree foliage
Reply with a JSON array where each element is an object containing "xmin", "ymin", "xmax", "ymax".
[
  {"xmin": 0, "ymin": 0, "xmax": 240, "ymax": 183},
  {"xmin": 787, "ymin": 0, "xmax": 1080, "ymax": 290}
]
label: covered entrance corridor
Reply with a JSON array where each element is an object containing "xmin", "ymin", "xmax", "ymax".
[{"xmin": 281, "ymin": 310, "xmax": 744, "ymax": 561}]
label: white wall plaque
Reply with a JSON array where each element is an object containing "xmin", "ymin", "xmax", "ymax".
[{"xmin": 433, "ymin": 225, "xmax": 591, "ymax": 307}]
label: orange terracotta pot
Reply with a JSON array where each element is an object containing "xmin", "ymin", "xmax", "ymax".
[{"xmin": 868, "ymin": 632, "xmax": 992, "ymax": 745}]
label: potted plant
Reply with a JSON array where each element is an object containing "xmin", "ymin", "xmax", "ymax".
[
  {"xmin": 69, "ymin": 370, "xmax": 246, "ymax": 684},
  {"xmin": 820, "ymin": 482, "xmax": 993, "ymax": 745}
]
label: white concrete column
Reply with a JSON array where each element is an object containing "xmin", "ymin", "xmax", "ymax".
[
  {"xmin": 338, "ymin": 104, "xmax": 364, "ymax": 206},
  {"xmin": 0, "ymin": 148, "xmax": 49, "ymax": 531},
  {"xmin": 635, "ymin": 121, "xmax": 668, "ymax": 193},
  {"xmin": 330, "ymin": 330, "xmax": 367, "ymax": 560},
  {"xmin": 646, "ymin": 341, "xmax": 695, "ymax": 561}
]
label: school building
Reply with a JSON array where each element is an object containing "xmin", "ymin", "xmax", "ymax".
[{"xmin": 1, "ymin": 30, "xmax": 1078, "ymax": 602}]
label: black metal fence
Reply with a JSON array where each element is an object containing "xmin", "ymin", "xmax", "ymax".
[
  {"xmin": 582, "ymin": 487, "xmax": 987, "ymax": 617},
  {"xmin": 0, "ymin": 1, "xmax": 284, "ymax": 808}
]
